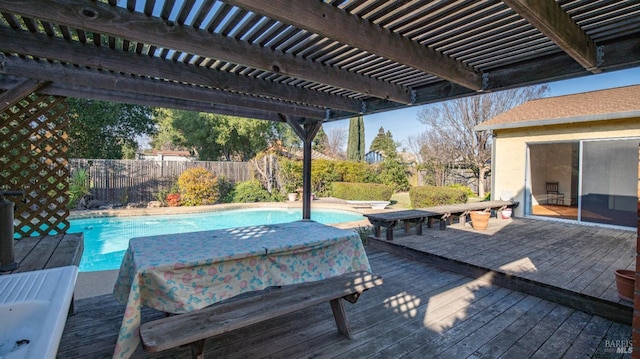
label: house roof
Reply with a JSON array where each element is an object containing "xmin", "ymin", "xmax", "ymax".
[
  {"xmin": 476, "ymin": 84, "xmax": 640, "ymax": 131},
  {"xmin": 1, "ymin": 1, "xmax": 639, "ymax": 124}
]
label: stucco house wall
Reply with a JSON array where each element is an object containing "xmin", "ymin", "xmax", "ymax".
[{"xmin": 491, "ymin": 118, "xmax": 640, "ymax": 217}]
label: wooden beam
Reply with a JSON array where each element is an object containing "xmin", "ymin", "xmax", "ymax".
[
  {"xmin": 0, "ymin": 79, "xmax": 283, "ymax": 121},
  {"xmin": 0, "ymin": 56, "xmax": 330, "ymax": 120},
  {"xmin": 0, "ymin": 27, "xmax": 365, "ymax": 114},
  {"xmin": 0, "ymin": 77, "xmax": 47, "ymax": 112},
  {"xmin": 225, "ymin": 0, "xmax": 483, "ymax": 90},
  {"xmin": 486, "ymin": 33, "xmax": 640, "ymax": 89},
  {"xmin": 502, "ymin": 0, "xmax": 599, "ymax": 73},
  {"xmin": 0, "ymin": 0, "xmax": 412, "ymax": 104},
  {"xmin": 26, "ymin": 82, "xmax": 284, "ymax": 122},
  {"xmin": 0, "ymin": 75, "xmax": 281, "ymax": 122},
  {"xmin": 355, "ymin": 34, "xmax": 640, "ymax": 121}
]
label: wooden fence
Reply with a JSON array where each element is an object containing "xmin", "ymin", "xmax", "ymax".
[{"xmin": 69, "ymin": 159, "xmax": 254, "ymax": 204}]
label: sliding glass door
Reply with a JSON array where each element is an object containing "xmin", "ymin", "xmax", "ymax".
[
  {"xmin": 580, "ymin": 139, "xmax": 638, "ymax": 227},
  {"xmin": 528, "ymin": 138, "xmax": 639, "ymax": 228}
]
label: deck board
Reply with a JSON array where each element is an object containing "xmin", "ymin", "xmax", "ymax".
[
  {"xmin": 59, "ymin": 242, "xmax": 632, "ymax": 358},
  {"xmin": 372, "ymin": 217, "xmax": 636, "ymax": 310}
]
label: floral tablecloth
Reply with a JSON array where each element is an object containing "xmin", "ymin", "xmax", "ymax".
[{"xmin": 112, "ymin": 220, "xmax": 371, "ymax": 358}]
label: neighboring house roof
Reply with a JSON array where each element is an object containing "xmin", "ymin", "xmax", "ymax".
[{"xmin": 476, "ymin": 85, "xmax": 640, "ymax": 131}]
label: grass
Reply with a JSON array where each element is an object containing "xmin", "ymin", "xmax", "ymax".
[{"xmin": 390, "ymin": 192, "xmax": 411, "ymax": 208}]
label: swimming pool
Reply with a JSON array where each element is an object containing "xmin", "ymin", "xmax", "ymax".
[{"xmin": 69, "ymin": 208, "xmax": 364, "ymax": 272}]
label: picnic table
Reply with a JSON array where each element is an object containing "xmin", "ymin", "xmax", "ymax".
[
  {"xmin": 112, "ymin": 220, "xmax": 371, "ymax": 359},
  {"xmin": 365, "ymin": 200, "xmax": 518, "ymax": 240}
]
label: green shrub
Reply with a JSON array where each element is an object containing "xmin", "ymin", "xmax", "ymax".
[
  {"xmin": 335, "ymin": 161, "xmax": 378, "ymax": 183},
  {"xmin": 311, "ymin": 159, "xmax": 340, "ymax": 196},
  {"xmin": 353, "ymin": 225, "xmax": 371, "ymax": 246},
  {"xmin": 376, "ymin": 159, "xmax": 410, "ymax": 192},
  {"xmin": 409, "ymin": 186, "xmax": 467, "ymax": 208},
  {"xmin": 279, "ymin": 158, "xmax": 303, "ymax": 193},
  {"xmin": 331, "ymin": 182, "xmax": 393, "ymax": 201},
  {"xmin": 232, "ymin": 180, "xmax": 272, "ymax": 203},
  {"xmin": 447, "ymin": 183, "xmax": 475, "ymax": 198},
  {"xmin": 177, "ymin": 167, "xmax": 220, "ymax": 206},
  {"xmin": 217, "ymin": 177, "xmax": 235, "ymax": 203},
  {"xmin": 67, "ymin": 167, "xmax": 91, "ymax": 208}
]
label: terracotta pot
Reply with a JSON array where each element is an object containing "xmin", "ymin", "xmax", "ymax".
[
  {"xmin": 470, "ymin": 211, "xmax": 490, "ymax": 230},
  {"xmin": 615, "ymin": 269, "xmax": 635, "ymax": 302}
]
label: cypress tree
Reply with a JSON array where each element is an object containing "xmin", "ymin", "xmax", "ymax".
[{"xmin": 347, "ymin": 116, "xmax": 365, "ymax": 161}]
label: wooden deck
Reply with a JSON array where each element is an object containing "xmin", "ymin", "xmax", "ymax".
[
  {"xmin": 58, "ymin": 222, "xmax": 634, "ymax": 358},
  {"xmin": 369, "ymin": 216, "xmax": 636, "ymax": 324}
]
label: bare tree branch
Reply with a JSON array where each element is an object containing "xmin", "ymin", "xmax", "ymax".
[{"xmin": 417, "ymin": 85, "xmax": 549, "ymax": 196}]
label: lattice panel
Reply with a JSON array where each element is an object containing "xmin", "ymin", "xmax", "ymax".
[{"xmin": 1, "ymin": 94, "xmax": 70, "ymax": 238}]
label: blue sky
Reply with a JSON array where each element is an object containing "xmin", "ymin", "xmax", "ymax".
[{"xmin": 323, "ymin": 67, "xmax": 640, "ymax": 151}]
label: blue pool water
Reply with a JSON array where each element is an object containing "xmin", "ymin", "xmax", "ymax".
[{"xmin": 69, "ymin": 208, "xmax": 363, "ymax": 272}]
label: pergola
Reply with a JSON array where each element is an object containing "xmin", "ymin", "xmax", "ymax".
[{"xmin": 1, "ymin": 0, "xmax": 640, "ymax": 343}]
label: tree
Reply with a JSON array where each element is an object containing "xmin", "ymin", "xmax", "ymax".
[
  {"xmin": 149, "ymin": 108, "xmax": 189, "ymax": 151},
  {"xmin": 326, "ymin": 127, "xmax": 347, "ymax": 158},
  {"xmin": 66, "ymin": 98, "xmax": 155, "ymax": 159},
  {"xmin": 313, "ymin": 125, "xmax": 328, "ymax": 153},
  {"xmin": 369, "ymin": 126, "xmax": 398, "ymax": 157},
  {"xmin": 408, "ymin": 130, "xmax": 453, "ymax": 186},
  {"xmin": 347, "ymin": 116, "xmax": 365, "ymax": 161},
  {"xmin": 151, "ymin": 109, "xmax": 276, "ymax": 161},
  {"xmin": 273, "ymin": 122, "xmax": 302, "ymax": 150},
  {"xmin": 417, "ymin": 85, "xmax": 548, "ymax": 197}
]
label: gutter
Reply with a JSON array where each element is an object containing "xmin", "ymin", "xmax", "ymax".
[{"xmin": 475, "ymin": 110, "xmax": 640, "ymax": 131}]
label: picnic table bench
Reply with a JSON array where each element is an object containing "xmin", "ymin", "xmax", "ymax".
[
  {"xmin": 365, "ymin": 200, "xmax": 518, "ymax": 240},
  {"xmin": 140, "ymin": 270, "xmax": 383, "ymax": 359},
  {"xmin": 424, "ymin": 200, "xmax": 519, "ymax": 230},
  {"xmin": 364, "ymin": 209, "xmax": 438, "ymax": 241}
]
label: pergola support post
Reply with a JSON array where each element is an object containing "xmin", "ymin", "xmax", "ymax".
[
  {"xmin": 281, "ymin": 115, "xmax": 322, "ymax": 220},
  {"xmin": 634, "ymin": 145, "xmax": 640, "ymax": 357}
]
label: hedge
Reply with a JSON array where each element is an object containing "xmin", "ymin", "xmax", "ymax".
[
  {"xmin": 331, "ymin": 182, "xmax": 393, "ymax": 201},
  {"xmin": 409, "ymin": 185, "xmax": 467, "ymax": 208}
]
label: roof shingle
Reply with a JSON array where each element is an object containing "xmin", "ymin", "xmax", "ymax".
[{"xmin": 477, "ymin": 84, "xmax": 640, "ymax": 130}]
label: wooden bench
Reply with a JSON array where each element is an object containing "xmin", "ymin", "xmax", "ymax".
[
  {"xmin": 365, "ymin": 201, "xmax": 519, "ymax": 240},
  {"xmin": 423, "ymin": 200, "xmax": 519, "ymax": 230},
  {"xmin": 365, "ymin": 209, "xmax": 438, "ymax": 241},
  {"xmin": 140, "ymin": 270, "xmax": 383, "ymax": 359}
]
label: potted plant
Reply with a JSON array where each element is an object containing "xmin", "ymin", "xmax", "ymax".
[
  {"xmin": 469, "ymin": 210, "xmax": 490, "ymax": 230},
  {"xmin": 614, "ymin": 269, "xmax": 634, "ymax": 302},
  {"xmin": 284, "ymin": 184, "xmax": 298, "ymax": 201}
]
